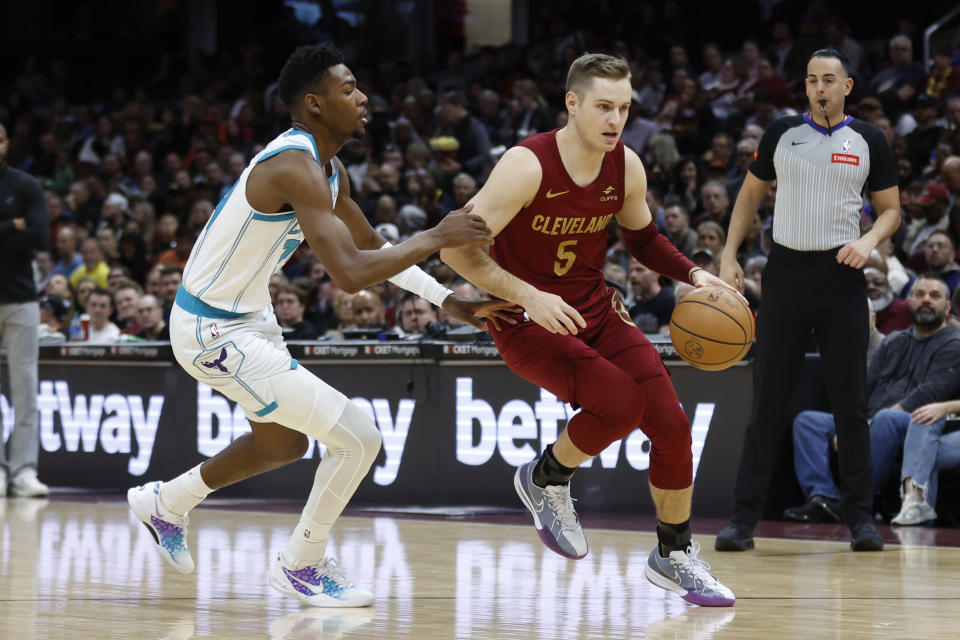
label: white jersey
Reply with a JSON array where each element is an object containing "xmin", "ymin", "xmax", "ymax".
[{"xmin": 178, "ymin": 128, "xmax": 340, "ymax": 318}]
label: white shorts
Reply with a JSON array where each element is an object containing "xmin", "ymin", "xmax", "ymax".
[{"xmin": 170, "ymin": 299, "xmax": 347, "ymax": 430}]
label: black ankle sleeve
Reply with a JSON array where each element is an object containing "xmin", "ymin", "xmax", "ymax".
[
  {"xmin": 657, "ymin": 519, "xmax": 691, "ymax": 556},
  {"xmin": 532, "ymin": 444, "xmax": 577, "ymax": 487}
]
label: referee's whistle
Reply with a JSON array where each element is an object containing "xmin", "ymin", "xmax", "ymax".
[{"xmin": 818, "ymin": 99, "xmax": 828, "ymax": 110}]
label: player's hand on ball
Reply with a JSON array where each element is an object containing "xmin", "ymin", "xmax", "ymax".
[{"xmin": 521, "ymin": 290, "xmax": 586, "ymax": 335}]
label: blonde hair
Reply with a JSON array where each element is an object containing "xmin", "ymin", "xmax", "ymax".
[{"xmin": 566, "ymin": 53, "xmax": 631, "ymax": 98}]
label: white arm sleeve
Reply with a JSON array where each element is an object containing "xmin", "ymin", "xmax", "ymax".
[{"xmin": 382, "ymin": 242, "xmax": 453, "ymax": 307}]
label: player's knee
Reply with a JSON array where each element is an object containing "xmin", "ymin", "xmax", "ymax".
[
  {"xmin": 648, "ymin": 425, "xmax": 692, "ymax": 461},
  {"xmin": 354, "ymin": 419, "xmax": 382, "ymax": 467},
  {"xmin": 644, "ymin": 401, "xmax": 690, "ymax": 444},
  {"xmin": 339, "ymin": 401, "xmax": 382, "ymax": 467}
]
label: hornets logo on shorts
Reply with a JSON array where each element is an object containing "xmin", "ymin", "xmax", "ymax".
[{"xmin": 193, "ymin": 341, "xmax": 244, "ymax": 378}]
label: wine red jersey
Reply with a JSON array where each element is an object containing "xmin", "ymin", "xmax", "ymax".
[{"xmin": 489, "ymin": 130, "xmax": 625, "ymax": 309}]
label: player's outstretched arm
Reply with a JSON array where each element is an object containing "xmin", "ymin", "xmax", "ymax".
[
  {"xmin": 268, "ymin": 152, "xmax": 492, "ymax": 293},
  {"xmin": 440, "ymin": 146, "xmax": 585, "ymax": 335},
  {"xmin": 329, "ymin": 158, "xmax": 517, "ymax": 328}
]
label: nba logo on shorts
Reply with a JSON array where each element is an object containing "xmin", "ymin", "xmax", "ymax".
[{"xmin": 842, "ymin": 139, "xmax": 851, "ymax": 152}]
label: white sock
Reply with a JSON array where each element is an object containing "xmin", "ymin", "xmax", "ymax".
[
  {"xmin": 159, "ymin": 464, "xmax": 214, "ymax": 516},
  {"xmin": 283, "ymin": 517, "xmax": 333, "ymax": 569}
]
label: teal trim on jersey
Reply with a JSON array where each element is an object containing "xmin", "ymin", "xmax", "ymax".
[
  {"xmin": 231, "ymin": 219, "xmax": 294, "ymax": 311},
  {"xmin": 290, "ymin": 359, "xmax": 298, "ymax": 370},
  {"xmin": 255, "ymin": 401, "xmax": 279, "ymax": 417},
  {"xmin": 295, "ymin": 129, "xmax": 321, "ymax": 162},
  {"xmin": 208, "ymin": 180, "xmax": 238, "ymax": 228},
  {"xmin": 197, "ymin": 211, "xmax": 254, "ymax": 298},
  {"xmin": 176, "ymin": 286, "xmax": 247, "ymax": 319},
  {"xmin": 329, "ymin": 166, "xmax": 338, "ymax": 184},
  {"xmin": 281, "ymin": 129, "xmax": 321, "ymax": 162},
  {"xmin": 252, "ymin": 211, "xmax": 297, "ymax": 221},
  {"xmin": 255, "ymin": 144, "xmax": 313, "ymax": 165},
  {"xmin": 175, "ymin": 286, "xmax": 248, "ymax": 319}
]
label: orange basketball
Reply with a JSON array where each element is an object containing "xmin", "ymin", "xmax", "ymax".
[{"xmin": 669, "ymin": 286, "xmax": 754, "ymax": 371}]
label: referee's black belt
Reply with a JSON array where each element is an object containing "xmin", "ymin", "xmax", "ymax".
[{"xmin": 770, "ymin": 242, "xmax": 845, "ymax": 262}]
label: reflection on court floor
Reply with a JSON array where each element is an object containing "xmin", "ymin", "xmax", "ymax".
[{"xmin": 1, "ymin": 498, "xmax": 956, "ymax": 639}]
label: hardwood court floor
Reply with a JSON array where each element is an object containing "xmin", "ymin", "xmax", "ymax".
[{"xmin": 0, "ymin": 498, "xmax": 957, "ymax": 640}]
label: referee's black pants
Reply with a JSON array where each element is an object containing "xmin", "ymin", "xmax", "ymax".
[{"xmin": 731, "ymin": 243, "xmax": 873, "ymax": 528}]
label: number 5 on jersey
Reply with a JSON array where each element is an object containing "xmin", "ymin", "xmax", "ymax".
[{"xmin": 554, "ymin": 240, "xmax": 578, "ymax": 276}]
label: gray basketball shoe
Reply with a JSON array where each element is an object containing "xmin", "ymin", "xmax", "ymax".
[
  {"xmin": 645, "ymin": 541, "xmax": 736, "ymax": 606},
  {"xmin": 513, "ymin": 460, "xmax": 589, "ymax": 559}
]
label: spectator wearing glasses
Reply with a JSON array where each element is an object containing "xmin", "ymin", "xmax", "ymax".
[{"xmin": 135, "ymin": 294, "xmax": 169, "ymax": 341}]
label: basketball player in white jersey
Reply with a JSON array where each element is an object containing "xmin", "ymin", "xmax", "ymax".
[{"xmin": 128, "ymin": 43, "xmax": 514, "ymax": 608}]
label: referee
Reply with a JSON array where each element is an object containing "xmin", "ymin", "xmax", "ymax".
[{"xmin": 716, "ymin": 49, "xmax": 900, "ymax": 552}]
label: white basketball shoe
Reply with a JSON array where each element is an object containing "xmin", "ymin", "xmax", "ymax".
[
  {"xmin": 269, "ymin": 551, "xmax": 374, "ymax": 607},
  {"xmin": 128, "ymin": 481, "xmax": 195, "ymax": 574}
]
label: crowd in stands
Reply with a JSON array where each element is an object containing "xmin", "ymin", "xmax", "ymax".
[{"xmin": 7, "ymin": 13, "xmax": 960, "ymax": 346}]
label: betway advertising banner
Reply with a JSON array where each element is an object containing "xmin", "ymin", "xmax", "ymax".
[{"xmin": 3, "ymin": 356, "xmax": 751, "ymax": 516}]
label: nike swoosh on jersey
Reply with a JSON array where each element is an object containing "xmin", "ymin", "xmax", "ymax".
[
  {"xmin": 545, "ymin": 189, "xmax": 570, "ymax": 199},
  {"xmin": 791, "ymin": 141, "xmax": 808, "ymax": 145}
]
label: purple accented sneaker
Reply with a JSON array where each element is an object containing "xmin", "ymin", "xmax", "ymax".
[
  {"xmin": 127, "ymin": 482, "xmax": 195, "ymax": 574},
  {"xmin": 269, "ymin": 552, "xmax": 374, "ymax": 608},
  {"xmin": 513, "ymin": 460, "xmax": 589, "ymax": 559},
  {"xmin": 644, "ymin": 541, "xmax": 735, "ymax": 607}
]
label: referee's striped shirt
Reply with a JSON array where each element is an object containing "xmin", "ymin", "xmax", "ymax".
[{"xmin": 749, "ymin": 113, "xmax": 898, "ymax": 251}]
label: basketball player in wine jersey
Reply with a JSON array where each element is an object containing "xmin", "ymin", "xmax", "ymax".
[{"xmin": 442, "ymin": 53, "xmax": 737, "ymax": 606}]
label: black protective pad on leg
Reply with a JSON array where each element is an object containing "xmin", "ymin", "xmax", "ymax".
[{"xmin": 657, "ymin": 519, "xmax": 692, "ymax": 557}]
